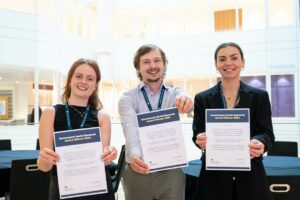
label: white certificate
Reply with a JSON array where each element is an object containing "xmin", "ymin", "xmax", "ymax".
[
  {"xmin": 137, "ymin": 107, "xmax": 188, "ymax": 172},
  {"xmin": 54, "ymin": 127, "xmax": 107, "ymax": 199},
  {"xmin": 205, "ymin": 109, "xmax": 251, "ymax": 171}
]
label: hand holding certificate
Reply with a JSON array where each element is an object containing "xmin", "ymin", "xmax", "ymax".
[
  {"xmin": 205, "ymin": 108, "xmax": 251, "ymax": 171},
  {"xmin": 54, "ymin": 127, "xmax": 107, "ymax": 199},
  {"xmin": 137, "ymin": 108, "xmax": 188, "ymax": 172}
]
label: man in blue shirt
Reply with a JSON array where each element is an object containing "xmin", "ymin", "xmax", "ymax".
[{"xmin": 118, "ymin": 44, "xmax": 193, "ymax": 200}]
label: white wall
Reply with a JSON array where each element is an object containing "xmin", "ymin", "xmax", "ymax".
[
  {"xmin": 0, "ymin": 9, "xmax": 38, "ymax": 68},
  {"xmin": 0, "ymin": 9, "xmax": 96, "ymax": 74},
  {"xmin": 111, "ymin": 28, "xmax": 299, "ymax": 79}
]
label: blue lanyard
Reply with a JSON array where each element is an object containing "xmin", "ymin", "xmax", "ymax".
[
  {"xmin": 220, "ymin": 83, "xmax": 240, "ymax": 109},
  {"xmin": 65, "ymin": 102, "xmax": 90, "ymax": 130},
  {"xmin": 141, "ymin": 87, "xmax": 165, "ymax": 111}
]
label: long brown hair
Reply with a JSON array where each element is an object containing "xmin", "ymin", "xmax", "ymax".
[{"xmin": 61, "ymin": 58, "xmax": 103, "ymax": 110}]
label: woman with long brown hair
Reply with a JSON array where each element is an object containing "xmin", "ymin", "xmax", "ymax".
[{"xmin": 37, "ymin": 58, "xmax": 117, "ymax": 200}]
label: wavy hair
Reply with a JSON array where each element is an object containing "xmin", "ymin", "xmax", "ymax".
[
  {"xmin": 133, "ymin": 44, "xmax": 168, "ymax": 81},
  {"xmin": 61, "ymin": 58, "xmax": 103, "ymax": 110}
]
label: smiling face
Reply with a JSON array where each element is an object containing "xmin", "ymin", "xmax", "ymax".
[
  {"xmin": 215, "ymin": 45, "xmax": 245, "ymax": 81},
  {"xmin": 139, "ymin": 49, "xmax": 165, "ymax": 84},
  {"xmin": 69, "ymin": 63, "xmax": 97, "ymax": 100}
]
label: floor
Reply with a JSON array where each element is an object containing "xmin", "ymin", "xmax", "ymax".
[{"xmin": 116, "ymin": 184, "xmax": 125, "ymax": 200}]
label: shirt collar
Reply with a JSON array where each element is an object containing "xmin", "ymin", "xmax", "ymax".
[{"xmin": 138, "ymin": 82, "xmax": 169, "ymax": 93}]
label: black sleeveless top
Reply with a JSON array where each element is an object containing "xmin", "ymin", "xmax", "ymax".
[{"xmin": 48, "ymin": 104, "xmax": 115, "ymax": 200}]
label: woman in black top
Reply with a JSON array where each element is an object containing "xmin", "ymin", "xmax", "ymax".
[
  {"xmin": 192, "ymin": 42, "xmax": 275, "ymax": 200},
  {"xmin": 37, "ymin": 58, "xmax": 117, "ymax": 200}
]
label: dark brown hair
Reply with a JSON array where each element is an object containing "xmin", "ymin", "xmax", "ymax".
[
  {"xmin": 61, "ymin": 58, "xmax": 103, "ymax": 110},
  {"xmin": 133, "ymin": 44, "xmax": 168, "ymax": 81},
  {"xmin": 214, "ymin": 42, "xmax": 244, "ymax": 62}
]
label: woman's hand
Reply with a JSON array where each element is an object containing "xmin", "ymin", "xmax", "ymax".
[
  {"xmin": 196, "ymin": 133, "xmax": 207, "ymax": 150},
  {"xmin": 102, "ymin": 146, "xmax": 118, "ymax": 166},
  {"xmin": 38, "ymin": 148, "xmax": 59, "ymax": 172},
  {"xmin": 249, "ymin": 139, "xmax": 265, "ymax": 159}
]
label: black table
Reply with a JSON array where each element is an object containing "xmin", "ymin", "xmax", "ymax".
[
  {"xmin": 183, "ymin": 156, "xmax": 300, "ymax": 200},
  {"xmin": 0, "ymin": 150, "xmax": 39, "ymax": 197}
]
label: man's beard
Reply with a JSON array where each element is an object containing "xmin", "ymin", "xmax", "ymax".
[{"xmin": 146, "ymin": 77, "xmax": 161, "ymax": 83}]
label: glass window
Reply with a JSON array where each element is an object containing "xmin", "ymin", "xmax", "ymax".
[
  {"xmin": 0, "ymin": 67, "xmax": 34, "ymax": 126},
  {"xmin": 100, "ymin": 81, "xmax": 114, "ymax": 117},
  {"xmin": 184, "ymin": 1, "xmax": 211, "ymax": 34},
  {"xmin": 185, "ymin": 76, "xmax": 211, "ymax": 119},
  {"xmin": 271, "ymin": 74, "xmax": 295, "ymax": 117},
  {"xmin": 136, "ymin": 7, "xmax": 158, "ymax": 38},
  {"xmin": 0, "ymin": 69, "xmax": 64, "ymax": 126},
  {"xmin": 77, "ymin": 5, "xmax": 86, "ymax": 37},
  {"xmin": 28, "ymin": 69, "xmax": 62, "ymax": 125},
  {"xmin": 112, "ymin": 0, "xmax": 133, "ymax": 10},
  {"xmin": 185, "ymin": 77, "xmax": 210, "ymax": 98},
  {"xmin": 269, "ymin": 0, "xmax": 294, "ymax": 27},
  {"xmin": 214, "ymin": 9, "xmax": 242, "ymax": 31},
  {"xmin": 239, "ymin": 0, "xmax": 265, "ymax": 30},
  {"xmin": 38, "ymin": 69, "xmax": 55, "ymax": 108},
  {"xmin": 61, "ymin": 0, "xmax": 75, "ymax": 32},
  {"xmin": 135, "ymin": 0, "xmax": 159, "ymax": 7},
  {"xmin": 240, "ymin": 76, "xmax": 266, "ymax": 90},
  {"xmin": 165, "ymin": 78, "xmax": 183, "ymax": 89},
  {"xmin": 109, "ymin": 80, "xmax": 138, "ymax": 119},
  {"xmin": 212, "ymin": 0, "xmax": 237, "ymax": 31},
  {"xmin": 0, "ymin": 0, "xmax": 35, "ymax": 14},
  {"xmin": 113, "ymin": 11, "xmax": 133, "ymax": 43},
  {"xmin": 38, "ymin": 0, "xmax": 55, "ymax": 20},
  {"xmin": 86, "ymin": 8, "xmax": 97, "ymax": 42},
  {"xmin": 159, "ymin": 5, "xmax": 183, "ymax": 37}
]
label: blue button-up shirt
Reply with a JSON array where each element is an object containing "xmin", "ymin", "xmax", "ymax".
[{"xmin": 118, "ymin": 82, "xmax": 190, "ymax": 163}]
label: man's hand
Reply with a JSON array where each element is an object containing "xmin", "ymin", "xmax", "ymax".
[
  {"xmin": 129, "ymin": 156, "xmax": 149, "ymax": 174},
  {"xmin": 175, "ymin": 96, "xmax": 193, "ymax": 113}
]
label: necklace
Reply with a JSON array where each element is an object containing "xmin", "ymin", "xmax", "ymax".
[
  {"xmin": 65, "ymin": 102, "xmax": 90, "ymax": 130},
  {"xmin": 220, "ymin": 82, "xmax": 240, "ymax": 108},
  {"xmin": 70, "ymin": 106, "xmax": 83, "ymax": 117}
]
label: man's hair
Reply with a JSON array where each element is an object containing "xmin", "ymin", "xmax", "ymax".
[{"xmin": 133, "ymin": 44, "xmax": 168, "ymax": 81}]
